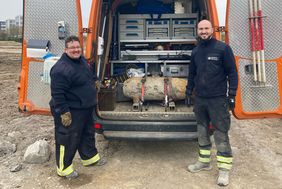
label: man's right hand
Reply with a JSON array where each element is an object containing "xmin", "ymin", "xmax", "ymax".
[
  {"xmin": 185, "ymin": 95, "xmax": 193, "ymax": 107},
  {"xmin": 228, "ymin": 96, "xmax": 236, "ymax": 111},
  {"xmin": 60, "ymin": 112, "xmax": 72, "ymax": 127}
]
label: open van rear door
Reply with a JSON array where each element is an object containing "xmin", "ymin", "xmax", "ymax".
[
  {"xmin": 226, "ymin": 0, "xmax": 282, "ymax": 119},
  {"xmin": 18, "ymin": 0, "xmax": 83, "ymax": 114}
]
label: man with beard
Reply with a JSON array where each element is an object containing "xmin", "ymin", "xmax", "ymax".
[{"xmin": 185, "ymin": 20, "xmax": 238, "ymax": 186}]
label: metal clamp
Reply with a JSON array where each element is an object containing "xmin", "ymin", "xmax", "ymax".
[{"xmin": 168, "ymin": 101, "xmax": 176, "ymax": 111}]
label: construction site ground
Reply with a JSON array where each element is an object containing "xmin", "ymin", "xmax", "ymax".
[{"xmin": 0, "ymin": 41, "xmax": 281, "ymax": 189}]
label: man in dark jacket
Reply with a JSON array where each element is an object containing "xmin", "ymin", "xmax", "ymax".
[
  {"xmin": 186, "ymin": 20, "xmax": 238, "ymax": 186},
  {"xmin": 50, "ymin": 35, "xmax": 106, "ymax": 179}
]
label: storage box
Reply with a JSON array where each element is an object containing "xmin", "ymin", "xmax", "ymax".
[{"xmin": 98, "ymin": 85, "xmax": 117, "ymax": 111}]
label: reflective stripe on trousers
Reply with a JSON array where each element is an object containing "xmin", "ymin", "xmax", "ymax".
[
  {"xmin": 57, "ymin": 145, "xmax": 75, "ymax": 176},
  {"xmin": 81, "ymin": 153, "xmax": 100, "ymax": 166},
  {"xmin": 198, "ymin": 148, "xmax": 211, "ymax": 163},
  {"xmin": 217, "ymin": 155, "xmax": 233, "ymax": 170}
]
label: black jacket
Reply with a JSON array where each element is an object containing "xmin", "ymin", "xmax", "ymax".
[
  {"xmin": 49, "ymin": 53, "xmax": 97, "ymax": 114},
  {"xmin": 186, "ymin": 38, "xmax": 238, "ymax": 97}
]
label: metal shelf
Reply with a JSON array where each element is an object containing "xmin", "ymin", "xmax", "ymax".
[
  {"xmin": 110, "ymin": 60, "xmax": 190, "ymax": 77},
  {"xmin": 121, "ymin": 50, "xmax": 192, "ymax": 56},
  {"xmin": 110, "ymin": 60, "xmax": 190, "ymax": 64},
  {"xmin": 120, "ymin": 38, "xmax": 196, "ymax": 43}
]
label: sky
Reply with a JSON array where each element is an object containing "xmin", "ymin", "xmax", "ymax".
[
  {"xmin": 0, "ymin": 0, "xmax": 226, "ymax": 26},
  {"xmin": 0, "ymin": 0, "xmax": 23, "ymax": 20},
  {"xmin": 215, "ymin": 0, "xmax": 227, "ymax": 26}
]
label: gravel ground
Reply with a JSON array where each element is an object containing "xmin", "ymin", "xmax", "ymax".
[{"xmin": 0, "ymin": 41, "xmax": 281, "ymax": 189}]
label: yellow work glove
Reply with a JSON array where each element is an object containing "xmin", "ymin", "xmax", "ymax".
[{"xmin": 60, "ymin": 112, "xmax": 72, "ymax": 127}]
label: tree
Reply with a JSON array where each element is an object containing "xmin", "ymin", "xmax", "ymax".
[
  {"xmin": 8, "ymin": 26, "xmax": 19, "ymax": 37},
  {"xmin": 0, "ymin": 31, "xmax": 8, "ymax": 40},
  {"xmin": 4, "ymin": 26, "xmax": 22, "ymax": 41}
]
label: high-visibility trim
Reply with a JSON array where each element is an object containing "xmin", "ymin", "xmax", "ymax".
[
  {"xmin": 59, "ymin": 145, "xmax": 65, "ymax": 171},
  {"xmin": 199, "ymin": 149, "xmax": 211, "ymax": 156},
  {"xmin": 217, "ymin": 156, "xmax": 233, "ymax": 164},
  {"xmin": 198, "ymin": 156, "xmax": 211, "ymax": 163},
  {"xmin": 217, "ymin": 162, "xmax": 232, "ymax": 170},
  {"xmin": 56, "ymin": 145, "xmax": 75, "ymax": 176},
  {"xmin": 57, "ymin": 164, "xmax": 74, "ymax": 176},
  {"xmin": 81, "ymin": 153, "xmax": 100, "ymax": 166}
]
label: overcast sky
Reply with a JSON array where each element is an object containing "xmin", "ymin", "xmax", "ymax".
[
  {"xmin": 0, "ymin": 0, "xmax": 226, "ymax": 26},
  {"xmin": 0, "ymin": 0, "xmax": 23, "ymax": 20}
]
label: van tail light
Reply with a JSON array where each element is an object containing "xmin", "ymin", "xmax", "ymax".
[
  {"xmin": 94, "ymin": 123, "xmax": 102, "ymax": 129},
  {"xmin": 93, "ymin": 123, "xmax": 103, "ymax": 134}
]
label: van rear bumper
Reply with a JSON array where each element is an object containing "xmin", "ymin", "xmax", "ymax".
[
  {"xmin": 94, "ymin": 118, "xmax": 197, "ymax": 140},
  {"xmin": 103, "ymin": 131, "xmax": 198, "ymax": 140}
]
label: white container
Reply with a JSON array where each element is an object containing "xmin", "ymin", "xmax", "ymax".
[{"xmin": 42, "ymin": 57, "xmax": 60, "ymax": 84}]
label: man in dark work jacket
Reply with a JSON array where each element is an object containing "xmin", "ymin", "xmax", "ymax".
[
  {"xmin": 185, "ymin": 20, "xmax": 238, "ymax": 186},
  {"xmin": 49, "ymin": 35, "xmax": 106, "ymax": 179}
]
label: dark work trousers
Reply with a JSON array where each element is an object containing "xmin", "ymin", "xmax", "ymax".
[
  {"xmin": 193, "ymin": 96, "xmax": 232, "ymax": 157},
  {"xmin": 51, "ymin": 107, "xmax": 98, "ymax": 174}
]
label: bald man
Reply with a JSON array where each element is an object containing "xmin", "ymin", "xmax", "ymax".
[{"xmin": 185, "ymin": 20, "xmax": 238, "ymax": 186}]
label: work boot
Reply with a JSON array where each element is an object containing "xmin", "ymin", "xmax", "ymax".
[
  {"xmin": 217, "ymin": 169, "xmax": 229, "ymax": 186},
  {"xmin": 187, "ymin": 161, "xmax": 212, "ymax": 173},
  {"xmin": 87, "ymin": 156, "xmax": 107, "ymax": 166},
  {"xmin": 65, "ymin": 170, "xmax": 79, "ymax": 180},
  {"xmin": 95, "ymin": 157, "xmax": 107, "ymax": 166}
]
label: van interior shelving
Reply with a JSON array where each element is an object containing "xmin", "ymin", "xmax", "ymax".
[{"xmin": 97, "ymin": 0, "xmax": 207, "ymax": 121}]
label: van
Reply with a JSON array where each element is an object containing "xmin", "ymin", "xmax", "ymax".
[{"xmin": 18, "ymin": 0, "xmax": 282, "ymax": 140}]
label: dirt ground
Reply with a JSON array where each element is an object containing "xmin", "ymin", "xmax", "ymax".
[{"xmin": 0, "ymin": 41, "xmax": 281, "ymax": 189}]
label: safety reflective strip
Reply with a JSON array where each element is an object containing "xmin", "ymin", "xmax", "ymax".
[
  {"xmin": 217, "ymin": 156, "xmax": 233, "ymax": 164},
  {"xmin": 59, "ymin": 145, "xmax": 65, "ymax": 171},
  {"xmin": 57, "ymin": 145, "xmax": 75, "ymax": 176},
  {"xmin": 82, "ymin": 153, "xmax": 100, "ymax": 166},
  {"xmin": 217, "ymin": 162, "xmax": 232, "ymax": 170},
  {"xmin": 198, "ymin": 156, "xmax": 211, "ymax": 163},
  {"xmin": 57, "ymin": 164, "xmax": 74, "ymax": 176},
  {"xmin": 199, "ymin": 149, "xmax": 211, "ymax": 156}
]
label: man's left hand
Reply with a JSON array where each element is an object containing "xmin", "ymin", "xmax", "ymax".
[
  {"xmin": 185, "ymin": 95, "xmax": 193, "ymax": 107},
  {"xmin": 228, "ymin": 96, "xmax": 235, "ymax": 110}
]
